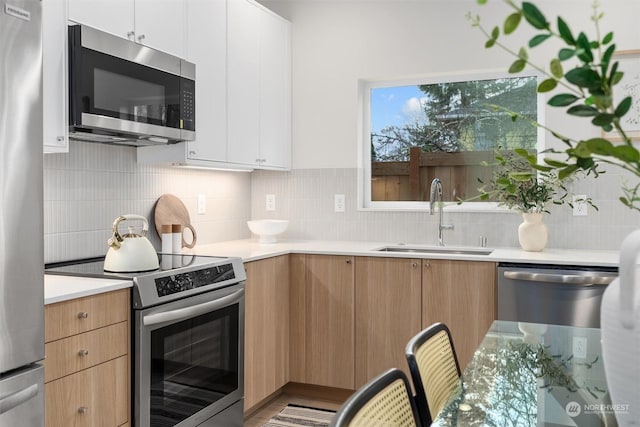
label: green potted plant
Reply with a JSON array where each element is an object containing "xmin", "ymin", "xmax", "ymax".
[{"xmin": 475, "ymin": 149, "xmax": 590, "ymax": 251}]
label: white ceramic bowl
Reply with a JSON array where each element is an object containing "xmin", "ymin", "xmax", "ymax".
[{"xmin": 247, "ymin": 219, "xmax": 289, "ymax": 244}]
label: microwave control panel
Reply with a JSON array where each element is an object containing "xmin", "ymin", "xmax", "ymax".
[{"xmin": 180, "ymin": 78, "xmax": 195, "ymax": 131}]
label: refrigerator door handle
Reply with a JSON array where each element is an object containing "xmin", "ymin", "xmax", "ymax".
[{"xmin": 0, "ymin": 383, "xmax": 39, "ymax": 415}]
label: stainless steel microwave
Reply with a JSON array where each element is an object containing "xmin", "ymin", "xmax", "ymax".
[{"xmin": 68, "ymin": 25, "xmax": 195, "ymax": 146}]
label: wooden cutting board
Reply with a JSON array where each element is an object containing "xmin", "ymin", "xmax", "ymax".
[{"xmin": 153, "ymin": 194, "xmax": 197, "ymax": 248}]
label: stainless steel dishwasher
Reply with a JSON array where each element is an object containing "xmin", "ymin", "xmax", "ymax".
[{"xmin": 498, "ymin": 263, "xmax": 618, "ymax": 328}]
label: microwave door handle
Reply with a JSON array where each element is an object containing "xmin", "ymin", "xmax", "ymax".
[
  {"xmin": 143, "ymin": 289, "xmax": 244, "ymax": 326},
  {"xmin": 0, "ymin": 384, "xmax": 39, "ymax": 415},
  {"xmin": 503, "ymin": 271, "xmax": 615, "ymax": 286}
]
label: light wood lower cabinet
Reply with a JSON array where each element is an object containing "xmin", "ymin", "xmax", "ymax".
[
  {"xmin": 45, "ymin": 355, "xmax": 128, "ymax": 427},
  {"xmin": 244, "ymin": 255, "xmax": 290, "ymax": 411},
  {"xmin": 422, "ymin": 259, "xmax": 497, "ymax": 369},
  {"xmin": 290, "ymin": 254, "xmax": 355, "ymax": 390},
  {"xmin": 241, "ymin": 254, "xmax": 495, "ymax": 410},
  {"xmin": 44, "ymin": 288, "xmax": 130, "ymax": 427},
  {"xmin": 354, "ymin": 257, "xmax": 422, "ymax": 388}
]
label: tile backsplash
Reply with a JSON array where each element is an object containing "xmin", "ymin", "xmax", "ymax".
[
  {"xmin": 44, "ymin": 142, "xmax": 638, "ymax": 264},
  {"xmin": 251, "ymin": 168, "xmax": 639, "ymax": 251},
  {"xmin": 44, "ymin": 141, "xmax": 251, "ymax": 263}
]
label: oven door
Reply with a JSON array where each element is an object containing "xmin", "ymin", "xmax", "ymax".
[{"xmin": 134, "ymin": 283, "xmax": 244, "ymax": 427}]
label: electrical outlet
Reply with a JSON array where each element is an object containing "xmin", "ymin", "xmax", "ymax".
[
  {"xmin": 573, "ymin": 336, "xmax": 587, "ymax": 358},
  {"xmin": 573, "ymin": 195, "xmax": 588, "ymax": 216},
  {"xmin": 266, "ymin": 194, "xmax": 276, "ymax": 211},
  {"xmin": 197, "ymin": 194, "xmax": 206, "ymax": 214},
  {"xmin": 334, "ymin": 194, "xmax": 345, "ymax": 212}
]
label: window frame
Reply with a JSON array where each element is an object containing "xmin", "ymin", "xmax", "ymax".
[{"xmin": 358, "ymin": 70, "xmax": 546, "ymax": 212}]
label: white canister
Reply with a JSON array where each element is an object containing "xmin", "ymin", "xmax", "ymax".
[
  {"xmin": 172, "ymin": 224, "xmax": 183, "ymax": 253},
  {"xmin": 160, "ymin": 224, "xmax": 173, "ymax": 254}
]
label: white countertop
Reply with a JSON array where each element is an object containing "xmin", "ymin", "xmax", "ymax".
[
  {"xmin": 185, "ymin": 239, "xmax": 620, "ymax": 267},
  {"xmin": 44, "ymin": 274, "xmax": 132, "ymax": 305},
  {"xmin": 45, "ymin": 239, "xmax": 620, "ymax": 304}
]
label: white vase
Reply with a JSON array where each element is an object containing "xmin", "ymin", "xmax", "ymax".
[
  {"xmin": 518, "ymin": 212, "xmax": 548, "ymax": 252},
  {"xmin": 518, "ymin": 322, "xmax": 548, "ymax": 344},
  {"xmin": 601, "ymin": 230, "xmax": 640, "ymax": 425}
]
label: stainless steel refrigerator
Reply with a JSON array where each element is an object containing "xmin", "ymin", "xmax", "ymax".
[{"xmin": 0, "ymin": 0, "xmax": 45, "ymax": 425}]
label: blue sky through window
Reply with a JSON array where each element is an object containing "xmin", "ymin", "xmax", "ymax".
[{"xmin": 370, "ymin": 85, "xmax": 426, "ymax": 134}]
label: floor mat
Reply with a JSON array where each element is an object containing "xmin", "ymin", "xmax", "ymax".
[{"xmin": 261, "ymin": 404, "xmax": 336, "ymax": 427}]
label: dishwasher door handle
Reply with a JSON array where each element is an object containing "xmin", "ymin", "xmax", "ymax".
[{"xmin": 503, "ymin": 271, "xmax": 615, "ymax": 286}]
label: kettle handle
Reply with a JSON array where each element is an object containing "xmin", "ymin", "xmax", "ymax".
[
  {"xmin": 113, "ymin": 214, "xmax": 150, "ymax": 235},
  {"xmin": 618, "ymin": 229, "xmax": 640, "ymax": 329},
  {"xmin": 108, "ymin": 214, "xmax": 150, "ymax": 249}
]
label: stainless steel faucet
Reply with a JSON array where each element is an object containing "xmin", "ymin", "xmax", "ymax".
[{"xmin": 429, "ymin": 178, "xmax": 454, "ymax": 246}]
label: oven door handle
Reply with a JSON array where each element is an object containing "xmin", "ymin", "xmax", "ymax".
[
  {"xmin": 143, "ymin": 289, "xmax": 244, "ymax": 326},
  {"xmin": 503, "ymin": 271, "xmax": 615, "ymax": 286}
]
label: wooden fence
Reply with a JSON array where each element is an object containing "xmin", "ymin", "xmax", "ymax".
[{"xmin": 371, "ymin": 147, "xmax": 495, "ymax": 201}]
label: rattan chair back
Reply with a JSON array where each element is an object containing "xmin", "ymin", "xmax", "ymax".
[
  {"xmin": 405, "ymin": 322, "xmax": 461, "ymax": 426},
  {"xmin": 329, "ymin": 368, "xmax": 420, "ymax": 427}
]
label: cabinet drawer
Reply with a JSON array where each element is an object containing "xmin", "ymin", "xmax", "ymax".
[
  {"xmin": 44, "ymin": 321, "xmax": 128, "ymax": 383},
  {"xmin": 45, "ymin": 289, "xmax": 129, "ymax": 342},
  {"xmin": 45, "ymin": 356, "xmax": 128, "ymax": 427}
]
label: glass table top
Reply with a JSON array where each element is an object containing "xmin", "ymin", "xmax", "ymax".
[{"xmin": 433, "ymin": 320, "xmax": 618, "ymax": 427}]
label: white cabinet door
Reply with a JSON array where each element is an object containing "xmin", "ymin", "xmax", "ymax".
[
  {"xmin": 227, "ymin": 0, "xmax": 260, "ymax": 166},
  {"xmin": 134, "ymin": 0, "xmax": 186, "ymax": 58},
  {"xmin": 68, "ymin": 0, "xmax": 185, "ymax": 57},
  {"xmin": 67, "ymin": 0, "xmax": 135, "ymax": 41},
  {"xmin": 185, "ymin": 0, "xmax": 227, "ymax": 162},
  {"xmin": 43, "ymin": 0, "xmax": 68, "ymax": 153},
  {"xmin": 258, "ymin": 10, "xmax": 291, "ymax": 169},
  {"xmin": 227, "ymin": 0, "xmax": 291, "ymax": 169}
]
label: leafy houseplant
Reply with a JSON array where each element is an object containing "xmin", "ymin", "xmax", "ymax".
[
  {"xmin": 475, "ymin": 149, "xmax": 592, "ymax": 251},
  {"xmin": 478, "ymin": 149, "xmax": 573, "ymax": 214},
  {"xmin": 467, "ymin": 0, "xmax": 640, "ymax": 211}
]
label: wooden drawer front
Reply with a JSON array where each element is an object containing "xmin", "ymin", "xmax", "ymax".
[
  {"xmin": 45, "ymin": 321, "xmax": 128, "ymax": 383},
  {"xmin": 45, "ymin": 289, "xmax": 129, "ymax": 342},
  {"xmin": 45, "ymin": 355, "xmax": 128, "ymax": 427}
]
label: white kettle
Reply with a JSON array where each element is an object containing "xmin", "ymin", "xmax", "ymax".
[
  {"xmin": 601, "ymin": 229, "xmax": 640, "ymax": 425},
  {"xmin": 104, "ymin": 214, "xmax": 159, "ymax": 273}
]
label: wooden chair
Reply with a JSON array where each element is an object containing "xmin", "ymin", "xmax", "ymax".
[
  {"xmin": 405, "ymin": 322, "xmax": 462, "ymax": 426},
  {"xmin": 329, "ymin": 368, "xmax": 421, "ymax": 427}
]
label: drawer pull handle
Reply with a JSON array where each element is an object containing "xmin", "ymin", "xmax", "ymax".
[
  {"xmin": 77, "ymin": 312, "xmax": 88, "ymax": 319},
  {"xmin": 78, "ymin": 406, "xmax": 89, "ymax": 414},
  {"xmin": 78, "ymin": 350, "xmax": 89, "ymax": 357}
]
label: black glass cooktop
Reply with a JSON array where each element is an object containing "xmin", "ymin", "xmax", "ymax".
[{"xmin": 45, "ymin": 254, "xmax": 228, "ymax": 280}]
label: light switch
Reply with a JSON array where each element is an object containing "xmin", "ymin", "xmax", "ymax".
[{"xmin": 335, "ymin": 194, "xmax": 345, "ymax": 212}]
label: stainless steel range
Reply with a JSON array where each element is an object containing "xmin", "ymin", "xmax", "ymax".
[{"xmin": 46, "ymin": 254, "xmax": 246, "ymax": 427}]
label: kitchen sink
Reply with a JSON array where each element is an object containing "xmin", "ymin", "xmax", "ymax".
[{"xmin": 375, "ymin": 245, "xmax": 494, "ymax": 256}]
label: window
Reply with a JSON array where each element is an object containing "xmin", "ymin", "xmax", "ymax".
[{"xmin": 361, "ymin": 72, "xmax": 544, "ymax": 210}]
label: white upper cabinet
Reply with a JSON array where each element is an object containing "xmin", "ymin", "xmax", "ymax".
[
  {"xmin": 138, "ymin": 0, "xmax": 291, "ymax": 171},
  {"xmin": 67, "ymin": 0, "xmax": 186, "ymax": 58},
  {"xmin": 227, "ymin": 0, "xmax": 260, "ymax": 166},
  {"xmin": 43, "ymin": 0, "xmax": 68, "ymax": 153},
  {"xmin": 258, "ymin": 9, "xmax": 292, "ymax": 169},
  {"xmin": 183, "ymin": 0, "xmax": 227, "ymax": 164},
  {"xmin": 227, "ymin": 0, "xmax": 291, "ymax": 170}
]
